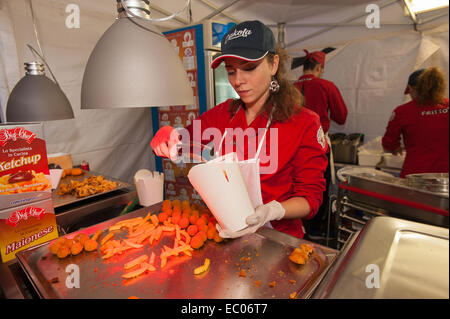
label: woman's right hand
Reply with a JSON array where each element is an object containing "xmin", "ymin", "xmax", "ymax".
[{"xmin": 150, "ymin": 126, "xmax": 181, "ymax": 161}]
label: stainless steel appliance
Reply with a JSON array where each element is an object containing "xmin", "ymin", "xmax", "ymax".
[{"xmin": 314, "ymin": 216, "xmax": 449, "ymax": 299}]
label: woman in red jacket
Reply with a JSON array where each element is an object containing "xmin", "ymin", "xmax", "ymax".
[
  {"xmin": 151, "ymin": 21, "xmax": 328, "ymax": 239},
  {"xmin": 382, "ymin": 67, "xmax": 449, "ymax": 178}
]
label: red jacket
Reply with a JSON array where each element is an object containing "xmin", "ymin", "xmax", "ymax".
[
  {"xmin": 187, "ymin": 99, "xmax": 328, "ymax": 238},
  {"xmin": 294, "ymin": 74, "xmax": 348, "ymax": 133},
  {"xmin": 382, "ymin": 98, "xmax": 449, "ymax": 178}
]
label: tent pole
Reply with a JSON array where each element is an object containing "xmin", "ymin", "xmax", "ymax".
[
  {"xmin": 420, "ymin": 11, "xmax": 449, "ymax": 25},
  {"xmin": 198, "ymin": 0, "xmax": 241, "ymax": 22},
  {"xmin": 286, "ymin": 0, "xmax": 399, "ymax": 48},
  {"xmin": 149, "ymin": 3, "xmax": 189, "ymax": 25},
  {"xmin": 268, "ymin": 22, "xmax": 413, "ymax": 27},
  {"xmin": 197, "ymin": 0, "xmax": 240, "ymax": 23},
  {"xmin": 402, "ymin": 0, "xmax": 418, "ymax": 26}
]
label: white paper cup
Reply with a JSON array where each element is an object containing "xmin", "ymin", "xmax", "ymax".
[
  {"xmin": 49, "ymin": 169, "xmax": 63, "ymax": 189},
  {"xmin": 188, "ymin": 153, "xmax": 255, "ymax": 232},
  {"xmin": 134, "ymin": 169, "xmax": 164, "ymax": 207}
]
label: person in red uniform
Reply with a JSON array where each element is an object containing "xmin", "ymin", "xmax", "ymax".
[
  {"xmin": 151, "ymin": 20, "xmax": 328, "ymax": 239},
  {"xmin": 382, "ymin": 67, "xmax": 449, "ymax": 178},
  {"xmin": 294, "ymin": 50, "xmax": 348, "ymax": 133},
  {"xmin": 293, "ymin": 50, "xmax": 348, "ymax": 238}
]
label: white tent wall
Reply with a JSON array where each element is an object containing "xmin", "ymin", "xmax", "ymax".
[
  {"xmin": 0, "ymin": 0, "xmax": 155, "ymax": 183},
  {"xmin": 0, "ymin": 0, "xmax": 448, "ymax": 182},
  {"xmin": 290, "ymin": 22, "xmax": 449, "ymax": 143}
]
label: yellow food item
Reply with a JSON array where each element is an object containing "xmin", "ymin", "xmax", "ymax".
[{"xmin": 194, "ymin": 258, "xmax": 210, "ymax": 275}]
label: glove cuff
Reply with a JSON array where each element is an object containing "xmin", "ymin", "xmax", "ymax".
[{"xmin": 270, "ymin": 200, "xmax": 285, "ymax": 220}]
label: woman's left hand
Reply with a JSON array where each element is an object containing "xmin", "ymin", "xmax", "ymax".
[{"xmin": 216, "ymin": 201, "xmax": 286, "ymax": 238}]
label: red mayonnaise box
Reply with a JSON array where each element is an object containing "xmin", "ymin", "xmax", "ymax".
[
  {"xmin": 0, "ymin": 123, "xmax": 52, "ymax": 209},
  {"xmin": 0, "ymin": 198, "xmax": 58, "ymax": 262}
]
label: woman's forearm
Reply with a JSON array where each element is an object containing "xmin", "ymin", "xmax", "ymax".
[{"xmin": 280, "ymin": 197, "xmax": 311, "ymax": 219}]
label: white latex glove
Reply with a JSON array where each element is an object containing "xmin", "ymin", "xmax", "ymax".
[{"xmin": 216, "ymin": 201, "xmax": 286, "ymax": 239}]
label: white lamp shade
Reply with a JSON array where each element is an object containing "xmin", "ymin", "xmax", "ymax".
[{"xmin": 81, "ymin": 17, "xmax": 195, "ymax": 109}]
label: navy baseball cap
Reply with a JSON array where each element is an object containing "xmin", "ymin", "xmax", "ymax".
[
  {"xmin": 404, "ymin": 69, "xmax": 425, "ymax": 94},
  {"xmin": 211, "ymin": 20, "xmax": 276, "ymax": 69}
]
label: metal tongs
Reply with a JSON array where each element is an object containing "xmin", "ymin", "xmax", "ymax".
[{"xmin": 171, "ymin": 141, "xmax": 216, "ymax": 164}]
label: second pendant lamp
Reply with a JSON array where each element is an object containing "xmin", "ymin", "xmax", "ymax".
[{"xmin": 81, "ymin": 0, "xmax": 195, "ymax": 109}]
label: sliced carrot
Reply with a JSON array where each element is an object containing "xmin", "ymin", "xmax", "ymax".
[
  {"xmin": 102, "ymin": 251, "xmax": 115, "ymax": 259},
  {"xmin": 184, "ymin": 250, "xmax": 192, "ymax": 257},
  {"xmin": 149, "ymin": 252, "xmax": 156, "ymax": 265},
  {"xmin": 109, "ymin": 225, "xmax": 123, "ymax": 232},
  {"xmin": 180, "ymin": 230, "xmax": 191, "ymax": 244},
  {"xmin": 101, "ymin": 232, "xmax": 115, "ymax": 245},
  {"xmin": 175, "ymin": 225, "xmax": 181, "ymax": 241},
  {"xmin": 150, "ymin": 215, "xmax": 159, "ymax": 226},
  {"xmin": 162, "ymin": 226, "xmax": 175, "ymax": 232},
  {"xmin": 149, "ymin": 232, "xmax": 156, "ymax": 245},
  {"xmin": 91, "ymin": 230, "xmax": 102, "ymax": 242},
  {"xmin": 122, "ymin": 266, "xmax": 147, "ymax": 279},
  {"xmin": 147, "ymin": 265, "xmax": 156, "ymax": 272},
  {"xmin": 160, "ymin": 244, "xmax": 193, "ymax": 259},
  {"xmin": 123, "ymin": 239, "xmax": 144, "ymax": 249},
  {"xmin": 154, "ymin": 227, "xmax": 163, "ymax": 241},
  {"xmin": 124, "ymin": 255, "xmax": 148, "ymax": 270},
  {"xmin": 160, "ymin": 257, "xmax": 167, "ymax": 268}
]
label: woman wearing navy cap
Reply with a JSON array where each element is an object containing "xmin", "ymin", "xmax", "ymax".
[
  {"xmin": 382, "ymin": 67, "xmax": 449, "ymax": 178},
  {"xmin": 151, "ymin": 20, "xmax": 328, "ymax": 239}
]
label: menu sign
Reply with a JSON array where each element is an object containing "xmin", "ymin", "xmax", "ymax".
[{"xmin": 0, "ymin": 123, "xmax": 52, "ymax": 209}]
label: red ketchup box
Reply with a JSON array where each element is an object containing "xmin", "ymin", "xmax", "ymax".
[
  {"xmin": 0, "ymin": 198, "xmax": 58, "ymax": 262},
  {"xmin": 0, "ymin": 123, "xmax": 52, "ymax": 209}
]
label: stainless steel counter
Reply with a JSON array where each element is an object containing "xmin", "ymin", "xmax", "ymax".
[
  {"xmin": 14, "ymin": 204, "xmax": 338, "ymax": 299},
  {"xmin": 313, "ymin": 216, "xmax": 449, "ymax": 298}
]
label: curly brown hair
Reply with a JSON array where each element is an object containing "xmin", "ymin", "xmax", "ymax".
[
  {"xmin": 229, "ymin": 46, "xmax": 303, "ymax": 123},
  {"xmin": 415, "ymin": 67, "xmax": 447, "ymax": 106}
]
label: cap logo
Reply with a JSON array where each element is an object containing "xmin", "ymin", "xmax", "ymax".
[{"xmin": 225, "ymin": 28, "xmax": 252, "ymax": 43}]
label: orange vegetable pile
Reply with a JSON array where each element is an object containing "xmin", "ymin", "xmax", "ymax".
[{"xmin": 48, "ymin": 199, "xmax": 224, "ymax": 280}]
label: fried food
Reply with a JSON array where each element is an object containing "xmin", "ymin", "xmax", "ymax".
[
  {"xmin": 57, "ymin": 245, "xmax": 70, "ymax": 258},
  {"xmin": 70, "ymin": 242, "xmax": 83, "ymax": 255},
  {"xmin": 71, "ymin": 168, "xmax": 83, "ymax": 176},
  {"xmin": 289, "ymin": 244, "xmax": 314, "ymax": 265},
  {"xmin": 74, "ymin": 233, "xmax": 90, "ymax": 245},
  {"xmin": 57, "ymin": 175, "xmax": 117, "ymax": 198},
  {"xmin": 84, "ymin": 239, "xmax": 98, "ymax": 252}
]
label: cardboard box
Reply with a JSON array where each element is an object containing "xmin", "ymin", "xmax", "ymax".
[
  {"xmin": 0, "ymin": 123, "xmax": 52, "ymax": 209},
  {"xmin": 0, "ymin": 198, "xmax": 58, "ymax": 262}
]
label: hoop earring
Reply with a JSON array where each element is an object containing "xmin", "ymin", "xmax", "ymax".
[{"xmin": 269, "ymin": 77, "xmax": 280, "ymax": 93}]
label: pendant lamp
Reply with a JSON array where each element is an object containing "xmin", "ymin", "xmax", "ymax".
[
  {"xmin": 6, "ymin": 62, "xmax": 74, "ymax": 122},
  {"xmin": 81, "ymin": 0, "xmax": 194, "ymax": 109}
]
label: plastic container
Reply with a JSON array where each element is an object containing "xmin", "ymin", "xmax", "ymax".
[
  {"xmin": 358, "ymin": 153, "xmax": 382, "ymax": 166},
  {"xmin": 383, "ymin": 153, "xmax": 405, "ymax": 169}
]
